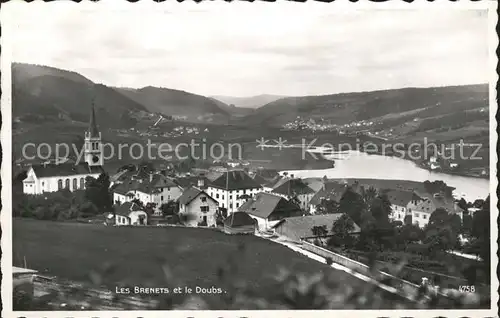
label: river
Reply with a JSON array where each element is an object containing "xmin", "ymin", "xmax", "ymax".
[{"xmin": 282, "ymin": 150, "xmax": 490, "ymax": 202}]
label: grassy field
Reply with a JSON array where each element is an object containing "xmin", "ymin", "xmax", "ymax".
[{"xmin": 13, "ymin": 218, "xmax": 374, "ymax": 307}]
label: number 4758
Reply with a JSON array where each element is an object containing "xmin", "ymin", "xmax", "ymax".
[{"xmin": 459, "ymin": 286, "xmax": 476, "ymax": 293}]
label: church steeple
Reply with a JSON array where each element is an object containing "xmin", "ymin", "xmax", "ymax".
[
  {"xmin": 84, "ymin": 97, "xmax": 103, "ymax": 167},
  {"xmin": 88, "ymin": 98, "xmax": 100, "ymax": 138}
]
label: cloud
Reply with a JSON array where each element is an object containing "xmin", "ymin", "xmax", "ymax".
[{"xmin": 7, "ymin": 3, "xmax": 490, "ymax": 96}]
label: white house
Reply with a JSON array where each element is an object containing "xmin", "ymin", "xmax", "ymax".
[
  {"xmin": 177, "ymin": 187, "xmax": 218, "ymax": 227},
  {"xmin": 385, "ymin": 189, "xmax": 422, "ymax": 224},
  {"xmin": 115, "ymin": 202, "xmax": 148, "ymax": 226},
  {"xmin": 23, "ymin": 103, "xmax": 105, "ymax": 195},
  {"xmin": 113, "ymin": 173, "xmax": 183, "ymax": 216},
  {"xmin": 238, "ymin": 192, "xmax": 302, "ymax": 231},
  {"xmin": 207, "ymin": 170, "xmax": 263, "ymax": 213}
]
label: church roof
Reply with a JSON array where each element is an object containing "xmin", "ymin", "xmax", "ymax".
[
  {"xmin": 88, "ymin": 102, "xmax": 100, "ymax": 138},
  {"xmin": 31, "ymin": 162, "xmax": 104, "ymax": 178}
]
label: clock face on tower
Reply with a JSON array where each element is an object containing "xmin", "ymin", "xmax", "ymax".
[{"xmin": 92, "ymin": 155, "xmax": 99, "ymax": 164}]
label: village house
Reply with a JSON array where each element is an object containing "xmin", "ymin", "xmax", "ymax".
[
  {"xmin": 112, "ymin": 172, "xmax": 183, "ymax": 216},
  {"xmin": 115, "ymin": 202, "xmax": 148, "ymax": 226},
  {"xmin": 308, "ymin": 181, "xmax": 347, "ymax": 214},
  {"xmin": 270, "ymin": 176, "xmax": 316, "ymax": 211},
  {"xmin": 385, "ymin": 189, "xmax": 423, "ymax": 224},
  {"xmin": 23, "ymin": 103, "xmax": 105, "ymax": 195},
  {"xmin": 177, "ymin": 187, "xmax": 218, "ymax": 227},
  {"xmin": 406, "ymin": 194, "xmax": 463, "ymax": 228},
  {"xmin": 207, "ymin": 170, "xmax": 263, "ymax": 213},
  {"xmin": 272, "ymin": 213, "xmax": 360, "ymax": 242},
  {"xmin": 238, "ymin": 192, "xmax": 302, "ymax": 231}
]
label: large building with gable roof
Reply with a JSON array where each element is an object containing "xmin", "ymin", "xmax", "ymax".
[{"xmin": 22, "ymin": 102, "xmax": 105, "ymax": 195}]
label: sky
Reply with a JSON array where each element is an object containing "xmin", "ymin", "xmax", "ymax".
[{"xmin": 6, "ymin": 2, "xmax": 490, "ymax": 97}]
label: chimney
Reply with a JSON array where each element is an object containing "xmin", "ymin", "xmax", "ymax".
[{"xmin": 149, "ymin": 173, "xmax": 153, "ymax": 183}]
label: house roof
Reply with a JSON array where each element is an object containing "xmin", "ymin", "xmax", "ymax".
[
  {"xmin": 110, "ymin": 169, "xmax": 130, "ymax": 183},
  {"xmin": 31, "ymin": 162, "xmax": 104, "ymax": 178},
  {"xmin": 302, "ymin": 178, "xmax": 324, "ymax": 193},
  {"xmin": 272, "ymin": 178, "xmax": 315, "ymax": 196},
  {"xmin": 209, "ymin": 170, "xmax": 262, "ymax": 191},
  {"xmin": 251, "ymin": 174, "xmax": 269, "ymax": 187},
  {"xmin": 115, "ymin": 202, "xmax": 142, "ymax": 216},
  {"xmin": 238, "ymin": 192, "xmax": 302, "ymax": 219},
  {"xmin": 175, "ymin": 176, "xmax": 209, "ymax": 189},
  {"xmin": 309, "ymin": 182, "xmax": 347, "ymax": 206},
  {"xmin": 223, "ymin": 211, "xmax": 256, "ymax": 227},
  {"xmin": 115, "ymin": 173, "xmax": 179, "ymax": 195},
  {"xmin": 385, "ymin": 189, "xmax": 421, "ymax": 207},
  {"xmin": 177, "ymin": 187, "xmax": 216, "ymax": 206},
  {"xmin": 272, "ymin": 214, "xmax": 360, "ymax": 240}
]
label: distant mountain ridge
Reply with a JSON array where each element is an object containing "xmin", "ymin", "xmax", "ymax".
[
  {"xmin": 12, "ymin": 63, "xmax": 148, "ymax": 128},
  {"xmin": 113, "ymin": 86, "xmax": 231, "ymax": 123},
  {"xmin": 12, "ymin": 63, "xmax": 233, "ymax": 127},
  {"xmin": 243, "ymin": 84, "xmax": 489, "ymax": 127},
  {"xmin": 210, "ymin": 94, "xmax": 287, "ymax": 109}
]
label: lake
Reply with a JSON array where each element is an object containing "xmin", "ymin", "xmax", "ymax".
[{"xmin": 282, "ymin": 150, "xmax": 490, "ymax": 202}]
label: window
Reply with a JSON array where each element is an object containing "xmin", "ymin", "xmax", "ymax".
[
  {"xmin": 58, "ymin": 179, "xmax": 63, "ymax": 190},
  {"xmin": 423, "ymin": 214, "xmax": 427, "ymax": 219},
  {"xmin": 201, "ymin": 206, "xmax": 209, "ymax": 212},
  {"xmin": 243, "ymin": 190, "xmax": 246, "ymax": 194},
  {"xmin": 415, "ymin": 213, "xmax": 419, "ymax": 218},
  {"xmin": 222, "ymin": 195, "xmax": 225, "ymax": 200},
  {"xmin": 168, "ymin": 195, "xmax": 171, "ymax": 200},
  {"xmin": 409, "ymin": 208, "xmax": 412, "ymax": 212},
  {"xmin": 236, "ymin": 203, "xmax": 239, "ymax": 208},
  {"xmin": 42, "ymin": 182, "xmax": 45, "ymax": 187},
  {"xmin": 216, "ymin": 194, "xmax": 219, "ymax": 199},
  {"xmin": 201, "ymin": 197, "xmax": 207, "ymax": 202},
  {"xmin": 65, "ymin": 179, "xmax": 70, "ymax": 189},
  {"xmin": 229, "ymin": 203, "xmax": 233, "ymax": 209},
  {"xmin": 167, "ymin": 187, "xmax": 170, "ymax": 191},
  {"xmin": 161, "ymin": 195, "xmax": 164, "ymax": 201},
  {"xmin": 73, "ymin": 178, "xmax": 77, "ymax": 190}
]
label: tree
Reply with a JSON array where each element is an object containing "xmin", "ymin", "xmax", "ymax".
[
  {"xmin": 315, "ymin": 198, "xmax": 339, "ymax": 215},
  {"xmin": 424, "ymin": 208, "xmax": 460, "ymax": 254},
  {"xmin": 311, "ymin": 225, "xmax": 328, "ymax": 238},
  {"xmin": 85, "ymin": 173, "xmax": 112, "ymax": 214},
  {"xmin": 363, "ymin": 186, "xmax": 378, "ymax": 206},
  {"xmin": 470, "ymin": 195, "xmax": 490, "ymax": 279},
  {"xmin": 338, "ymin": 186, "xmax": 367, "ymax": 225},
  {"xmin": 457, "ymin": 198, "xmax": 468, "ymax": 212},
  {"xmin": 328, "ymin": 214, "xmax": 355, "ymax": 248},
  {"xmin": 369, "ymin": 194, "xmax": 392, "ymax": 225},
  {"xmin": 160, "ymin": 200, "xmax": 178, "ymax": 217},
  {"xmin": 398, "ymin": 224, "xmax": 424, "ymax": 249}
]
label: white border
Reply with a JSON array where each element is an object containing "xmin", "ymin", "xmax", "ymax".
[{"xmin": 1, "ymin": 1, "xmax": 498, "ymax": 317}]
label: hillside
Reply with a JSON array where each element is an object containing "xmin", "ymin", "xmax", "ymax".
[
  {"xmin": 114, "ymin": 86, "xmax": 231, "ymax": 123},
  {"xmin": 243, "ymin": 85, "xmax": 489, "ymax": 127},
  {"xmin": 12, "ymin": 63, "xmax": 148, "ymax": 128},
  {"xmin": 210, "ymin": 94, "xmax": 287, "ymax": 109},
  {"xmin": 209, "ymin": 97, "xmax": 254, "ymax": 116}
]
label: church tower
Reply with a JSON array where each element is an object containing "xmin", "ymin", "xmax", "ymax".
[{"xmin": 84, "ymin": 100, "xmax": 103, "ymax": 166}]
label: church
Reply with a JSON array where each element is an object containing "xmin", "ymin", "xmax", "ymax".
[{"xmin": 22, "ymin": 104, "xmax": 106, "ymax": 195}]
